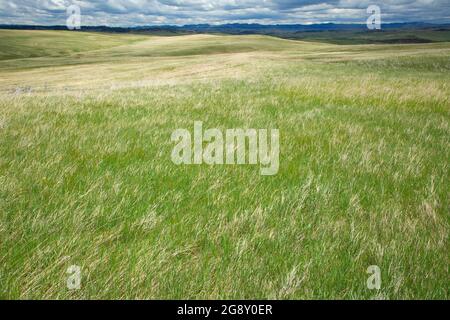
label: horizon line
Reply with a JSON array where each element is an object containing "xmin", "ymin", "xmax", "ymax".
[{"xmin": 2, "ymin": 21, "xmax": 450, "ymax": 28}]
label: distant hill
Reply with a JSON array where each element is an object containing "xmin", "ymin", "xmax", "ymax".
[
  {"xmin": 1, "ymin": 23, "xmax": 450, "ymax": 44},
  {"xmin": 1, "ymin": 22, "xmax": 449, "ymax": 33}
]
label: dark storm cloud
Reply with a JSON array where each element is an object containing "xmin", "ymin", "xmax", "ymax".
[{"xmin": 0, "ymin": 0, "xmax": 449, "ymax": 26}]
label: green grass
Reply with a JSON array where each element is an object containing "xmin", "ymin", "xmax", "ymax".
[
  {"xmin": 0, "ymin": 30, "xmax": 148, "ymax": 60},
  {"xmin": 0, "ymin": 30, "xmax": 448, "ymax": 299}
]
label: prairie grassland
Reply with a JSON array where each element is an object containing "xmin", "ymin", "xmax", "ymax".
[{"xmin": 0, "ymin": 30, "xmax": 449, "ymax": 299}]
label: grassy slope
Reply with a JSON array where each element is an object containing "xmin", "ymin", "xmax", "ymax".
[
  {"xmin": 0, "ymin": 30, "xmax": 148, "ymax": 60},
  {"xmin": 0, "ymin": 30, "xmax": 448, "ymax": 299},
  {"xmin": 285, "ymin": 29, "xmax": 450, "ymax": 44}
]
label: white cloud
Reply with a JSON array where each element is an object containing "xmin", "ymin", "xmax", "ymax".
[{"xmin": 0, "ymin": 0, "xmax": 448, "ymax": 25}]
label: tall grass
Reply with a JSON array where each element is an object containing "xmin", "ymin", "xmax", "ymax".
[{"xmin": 0, "ymin": 31, "xmax": 448, "ymax": 299}]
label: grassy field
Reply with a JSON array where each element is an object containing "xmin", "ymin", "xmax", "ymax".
[
  {"xmin": 284, "ymin": 28, "xmax": 450, "ymax": 44},
  {"xmin": 0, "ymin": 30, "xmax": 448, "ymax": 299}
]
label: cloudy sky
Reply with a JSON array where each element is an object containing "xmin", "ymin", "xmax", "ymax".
[{"xmin": 0, "ymin": 0, "xmax": 449, "ymax": 26}]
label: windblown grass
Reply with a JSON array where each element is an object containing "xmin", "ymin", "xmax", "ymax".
[{"xmin": 0, "ymin": 30, "xmax": 448, "ymax": 299}]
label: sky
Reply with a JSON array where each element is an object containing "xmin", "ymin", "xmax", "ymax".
[{"xmin": 0, "ymin": 0, "xmax": 449, "ymax": 26}]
